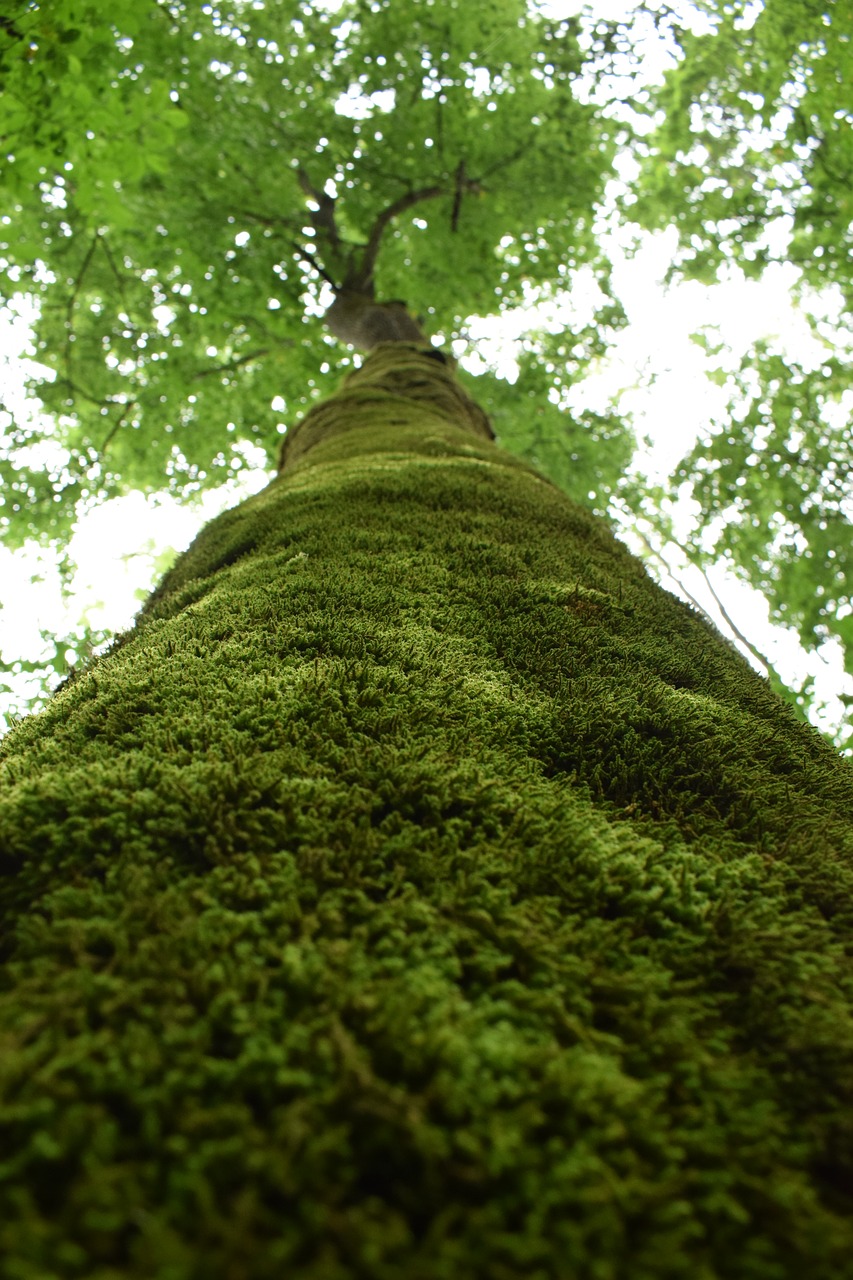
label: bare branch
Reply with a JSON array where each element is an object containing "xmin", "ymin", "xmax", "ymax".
[
  {"xmin": 477, "ymin": 144, "xmax": 526, "ymax": 181},
  {"xmin": 100, "ymin": 402, "xmax": 135, "ymax": 456},
  {"xmin": 634, "ymin": 526, "xmax": 773, "ymax": 673},
  {"xmin": 695, "ymin": 562, "xmax": 773, "ymax": 673},
  {"xmin": 236, "ymin": 203, "xmax": 341, "ymax": 290},
  {"xmin": 0, "ymin": 14, "xmax": 24, "ymax": 40},
  {"xmin": 451, "ymin": 160, "xmax": 465, "ymax": 233},
  {"xmin": 235, "ymin": 206, "xmax": 304, "ymax": 234},
  {"xmin": 64, "ymin": 233, "xmax": 100, "ymax": 379},
  {"xmin": 192, "ymin": 349, "xmax": 270, "ymax": 380},
  {"xmin": 633, "ymin": 527, "xmax": 708, "ymax": 614},
  {"xmin": 56, "ymin": 376, "xmax": 128, "ymax": 410}
]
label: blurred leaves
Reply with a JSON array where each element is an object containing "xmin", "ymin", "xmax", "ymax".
[{"xmin": 481, "ymin": 305, "xmax": 634, "ymax": 515}]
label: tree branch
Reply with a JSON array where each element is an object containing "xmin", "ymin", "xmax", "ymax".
[
  {"xmin": 236, "ymin": 205, "xmax": 341, "ymax": 289},
  {"xmin": 100, "ymin": 402, "xmax": 135, "ymax": 456},
  {"xmin": 352, "ymin": 184, "xmax": 447, "ymax": 290},
  {"xmin": 477, "ymin": 144, "xmax": 527, "ymax": 182},
  {"xmin": 235, "ymin": 206, "xmax": 304, "ymax": 235},
  {"xmin": 251, "ymin": 159, "xmax": 483, "ymax": 301},
  {"xmin": 98, "ymin": 234, "xmax": 132, "ymax": 315},
  {"xmin": 450, "ymin": 160, "xmax": 465, "ymax": 232},
  {"xmin": 695, "ymin": 561, "xmax": 774, "ymax": 673},
  {"xmin": 634, "ymin": 526, "xmax": 774, "ymax": 673},
  {"xmin": 291, "ymin": 244, "xmax": 338, "ymax": 288},
  {"xmin": 64, "ymin": 233, "xmax": 100, "ymax": 378},
  {"xmin": 56, "ymin": 373, "xmax": 131, "ymax": 415},
  {"xmin": 192, "ymin": 349, "xmax": 270, "ymax": 379},
  {"xmin": 0, "ymin": 14, "xmax": 24, "ymax": 41},
  {"xmin": 352, "ymin": 168, "xmax": 485, "ymax": 288},
  {"xmin": 297, "ymin": 167, "xmax": 342, "ymax": 252},
  {"xmin": 633, "ymin": 527, "xmax": 709, "ymax": 616}
]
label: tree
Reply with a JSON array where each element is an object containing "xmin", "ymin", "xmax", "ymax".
[
  {"xmin": 0, "ymin": 0, "xmax": 641, "ymax": 719},
  {"xmin": 635, "ymin": 0, "xmax": 852, "ymax": 295},
  {"xmin": 2, "ymin": 340, "xmax": 853, "ymax": 1278},
  {"xmin": 2, "ymin": 2, "xmax": 853, "ymax": 1272}
]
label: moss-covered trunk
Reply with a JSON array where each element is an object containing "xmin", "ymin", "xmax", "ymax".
[{"xmin": 1, "ymin": 346, "xmax": 852, "ymax": 1279}]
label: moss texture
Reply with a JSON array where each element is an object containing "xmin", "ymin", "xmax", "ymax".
[{"xmin": 1, "ymin": 346, "xmax": 852, "ymax": 1279}]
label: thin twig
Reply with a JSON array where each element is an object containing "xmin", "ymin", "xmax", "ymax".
[
  {"xmin": 192, "ymin": 349, "xmax": 270, "ymax": 379},
  {"xmin": 634, "ymin": 528, "xmax": 709, "ymax": 617},
  {"xmin": 635, "ymin": 526, "xmax": 772, "ymax": 673},
  {"xmin": 696, "ymin": 562, "xmax": 773, "ymax": 672},
  {"xmin": 64, "ymin": 233, "xmax": 100, "ymax": 376},
  {"xmin": 98, "ymin": 235, "xmax": 133, "ymax": 316},
  {"xmin": 57, "ymin": 375, "xmax": 127, "ymax": 410},
  {"xmin": 291, "ymin": 244, "xmax": 338, "ymax": 288},
  {"xmin": 100, "ymin": 402, "xmax": 134, "ymax": 455},
  {"xmin": 235, "ymin": 206, "xmax": 304, "ymax": 234}
]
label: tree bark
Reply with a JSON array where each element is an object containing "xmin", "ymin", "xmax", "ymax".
[
  {"xmin": 323, "ymin": 289, "xmax": 432, "ymax": 350},
  {"xmin": 1, "ymin": 345, "xmax": 852, "ymax": 1278}
]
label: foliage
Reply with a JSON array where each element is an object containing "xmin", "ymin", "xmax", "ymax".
[
  {"xmin": 480, "ymin": 319, "xmax": 635, "ymax": 517},
  {"xmin": 634, "ymin": 0, "xmax": 853, "ymax": 295},
  {"xmin": 680, "ymin": 345, "xmax": 851, "ymax": 668},
  {"xmin": 0, "ymin": 0, "xmax": 614, "ymax": 544}
]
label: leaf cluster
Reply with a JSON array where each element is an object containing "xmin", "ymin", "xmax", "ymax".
[
  {"xmin": 679, "ymin": 345, "xmax": 852, "ymax": 665},
  {"xmin": 633, "ymin": 0, "xmax": 853, "ymax": 300},
  {"xmin": 618, "ymin": 0, "xmax": 852, "ymax": 745}
]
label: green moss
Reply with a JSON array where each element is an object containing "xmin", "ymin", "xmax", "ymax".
[{"xmin": 1, "ymin": 349, "xmax": 852, "ymax": 1279}]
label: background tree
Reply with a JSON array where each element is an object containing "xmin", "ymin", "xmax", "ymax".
[{"xmin": 627, "ymin": 0, "xmax": 852, "ymax": 737}]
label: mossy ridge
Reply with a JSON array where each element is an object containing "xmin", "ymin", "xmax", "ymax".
[
  {"xmin": 0, "ymin": 363, "xmax": 852, "ymax": 1278},
  {"xmin": 277, "ymin": 342, "xmax": 494, "ymax": 472}
]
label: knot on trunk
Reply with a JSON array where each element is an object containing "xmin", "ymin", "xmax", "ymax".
[{"xmin": 324, "ymin": 291, "xmax": 431, "ymax": 350}]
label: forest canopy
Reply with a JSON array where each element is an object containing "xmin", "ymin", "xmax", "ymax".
[{"xmin": 0, "ymin": 0, "xmax": 850, "ymax": 745}]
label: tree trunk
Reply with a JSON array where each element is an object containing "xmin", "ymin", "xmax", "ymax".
[
  {"xmin": 323, "ymin": 289, "xmax": 432, "ymax": 350},
  {"xmin": 1, "ymin": 344, "xmax": 851, "ymax": 1279}
]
